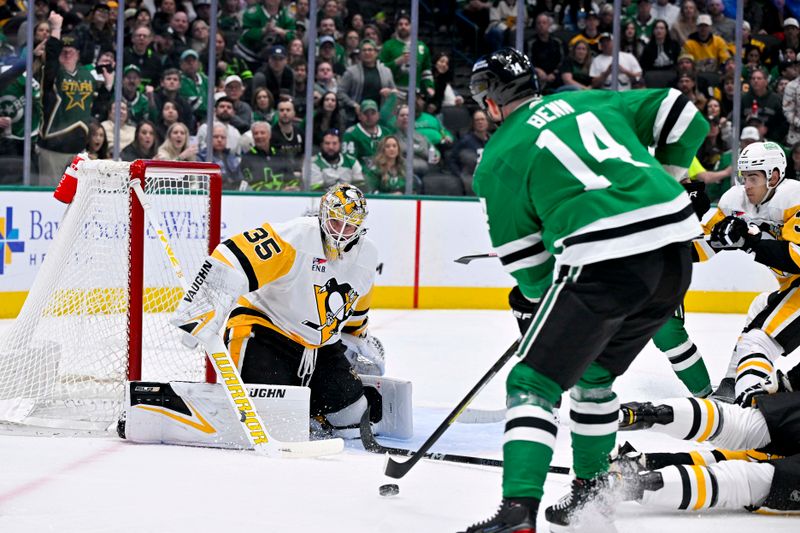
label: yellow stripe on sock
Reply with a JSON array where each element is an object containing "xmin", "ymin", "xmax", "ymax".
[
  {"xmin": 690, "ymin": 465, "xmax": 707, "ymax": 510},
  {"xmin": 736, "ymin": 360, "xmax": 773, "ymax": 374},
  {"xmin": 697, "ymin": 399, "xmax": 716, "ymax": 442}
]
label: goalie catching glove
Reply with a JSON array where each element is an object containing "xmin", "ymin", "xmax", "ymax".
[
  {"xmin": 709, "ymin": 216, "xmax": 761, "ymax": 251},
  {"xmin": 342, "ymin": 331, "xmax": 386, "ymax": 376}
]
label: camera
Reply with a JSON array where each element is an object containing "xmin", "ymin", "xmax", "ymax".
[{"xmin": 97, "ymin": 64, "xmax": 113, "ymax": 74}]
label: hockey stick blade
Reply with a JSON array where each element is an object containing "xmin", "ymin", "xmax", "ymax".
[
  {"xmin": 359, "ymin": 410, "xmax": 569, "ymax": 473},
  {"xmin": 274, "ymin": 437, "xmax": 344, "ymax": 459},
  {"xmin": 454, "ymin": 253, "xmax": 498, "ymax": 265},
  {"xmin": 383, "ymin": 339, "xmax": 522, "ymax": 479},
  {"xmin": 457, "ymin": 407, "xmax": 506, "ymax": 424}
]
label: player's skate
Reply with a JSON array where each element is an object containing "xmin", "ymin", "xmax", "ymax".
[
  {"xmin": 544, "ymin": 476, "xmax": 619, "ymax": 532},
  {"xmin": 618, "ymin": 401, "xmax": 673, "ymax": 430},
  {"xmin": 459, "ymin": 499, "xmax": 536, "ymax": 533},
  {"xmin": 608, "ymin": 441, "xmax": 646, "ymax": 477}
]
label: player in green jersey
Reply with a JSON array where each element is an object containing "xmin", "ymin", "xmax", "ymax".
[{"xmin": 460, "ymin": 48, "xmax": 709, "ymax": 533}]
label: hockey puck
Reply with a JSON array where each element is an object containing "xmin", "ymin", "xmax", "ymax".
[{"xmin": 379, "ymin": 483, "xmax": 399, "ymax": 497}]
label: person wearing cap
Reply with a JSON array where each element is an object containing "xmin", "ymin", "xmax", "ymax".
[
  {"xmin": 652, "ymin": 0, "xmax": 680, "ymax": 28},
  {"xmin": 253, "ymin": 44, "xmax": 296, "ymax": 105},
  {"xmin": 742, "ymin": 67, "xmax": 788, "ymax": 144},
  {"xmin": 568, "ymin": 9, "xmax": 602, "ymax": 55},
  {"xmin": 317, "ymin": 33, "xmax": 346, "ymax": 76},
  {"xmin": 120, "ymin": 64, "xmax": 151, "ymax": 123},
  {"xmin": 194, "ymin": 0, "xmax": 212, "ymax": 24},
  {"xmin": 681, "ymin": 13, "xmax": 731, "ymax": 73},
  {"xmin": 178, "ymin": 48, "xmax": 209, "ymax": 123},
  {"xmin": 626, "ymin": 0, "xmax": 655, "ymax": 41},
  {"xmin": 72, "ymin": 2, "xmax": 115, "ymax": 66},
  {"xmin": 590, "ymin": 32, "xmax": 643, "ymax": 91},
  {"xmin": 675, "ymin": 52, "xmax": 709, "ymax": 95},
  {"xmin": 234, "ymin": 0, "xmax": 296, "ymax": 69},
  {"xmin": 783, "ymin": 18, "xmax": 800, "ymax": 51},
  {"xmin": 223, "ymin": 75, "xmax": 253, "ymax": 133},
  {"xmin": 38, "ymin": 12, "xmax": 96, "ymax": 185},
  {"xmin": 379, "ymin": 12, "xmax": 434, "ymax": 96},
  {"xmin": 676, "ymin": 71, "xmax": 707, "ymax": 111},
  {"xmin": 124, "ymin": 25, "xmax": 163, "ymax": 89},
  {"xmin": 342, "ymin": 99, "xmax": 388, "ymax": 168},
  {"xmin": 338, "ymin": 38, "xmax": 396, "ymax": 122}
]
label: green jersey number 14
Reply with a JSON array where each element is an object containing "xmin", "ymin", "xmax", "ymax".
[{"xmin": 535, "ymin": 111, "xmax": 650, "ymax": 191}]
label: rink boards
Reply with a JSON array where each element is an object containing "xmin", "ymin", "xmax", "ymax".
[{"xmin": 0, "ymin": 190, "xmax": 778, "ymax": 318}]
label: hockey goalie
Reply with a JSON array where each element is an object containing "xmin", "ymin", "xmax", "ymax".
[{"xmin": 119, "ymin": 184, "xmax": 412, "ymax": 449}]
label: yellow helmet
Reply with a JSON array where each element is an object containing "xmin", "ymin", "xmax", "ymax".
[{"xmin": 319, "ymin": 184, "xmax": 368, "ymax": 260}]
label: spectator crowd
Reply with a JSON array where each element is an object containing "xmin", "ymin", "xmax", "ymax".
[{"xmin": 0, "ymin": 0, "xmax": 798, "ymax": 199}]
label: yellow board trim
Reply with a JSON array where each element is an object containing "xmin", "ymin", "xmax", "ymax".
[{"xmin": 0, "ymin": 288, "xmax": 769, "ymax": 318}]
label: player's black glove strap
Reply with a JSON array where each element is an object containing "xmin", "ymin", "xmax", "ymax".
[
  {"xmin": 682, "ymin": 180, "xmax": 711, "ymax": 218},
  {"xmin": 709, "ymin": 216, "xmax": 761, "ymax": 251},
  {"xmin": 509, "ymin": 285, "xmax": 539, "ymax": 335}
]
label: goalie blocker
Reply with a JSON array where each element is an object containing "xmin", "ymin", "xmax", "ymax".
[{"xmin": 120, "ymin": 375, "xmax": 412, "ymax": 448}]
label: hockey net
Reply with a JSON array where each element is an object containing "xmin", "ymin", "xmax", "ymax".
[{"xmin": 0, "ymin": 160, "xmax": 222, "ymax": 433}]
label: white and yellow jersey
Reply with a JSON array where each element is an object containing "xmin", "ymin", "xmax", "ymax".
[
  {"xmin": 695, "ymin": 180, "xmax": 800, "ymax": 288},
  {"xmin": 213, "ymin": 216, "xmax": 378, "ymax": 349}
]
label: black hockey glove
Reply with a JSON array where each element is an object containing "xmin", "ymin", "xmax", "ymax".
[
  {"xmin": 735, "ymin": 369, "xmax": 793, "ymax": 407},
  {"xmin": 682, "ymin": 180, "xmax": 711, "ymax": 218},
  {"xmin": 509, "ymin": 285, "xmax": 539, "ymax": 335},
  {"xmin": 709, "ymin": 216, "xmax": 761, "ymax": 251}
]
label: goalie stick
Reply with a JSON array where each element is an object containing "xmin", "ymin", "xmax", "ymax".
[
  {"xmin": 384, "ymin": 339, "xmax": 525, "ymax": 479},
  {"xmin": 360, "ymin": 410, "xmax": 570, "ymax": 473},
  {"xmin": 130, "ymin": 179, "xmax": 343, "ymax": 459}
]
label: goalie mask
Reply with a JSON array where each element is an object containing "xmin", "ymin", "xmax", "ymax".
[
  {"xmin": 469, "ymin": 47, "xmax": 540, "ymax": 112},
  {"xmin": 319, "ymin": 184, "xmax": 368, "ymax": 260},
  {"xmin": 737, "ymin": 141, "xmax": 787, "ymax": 192}
]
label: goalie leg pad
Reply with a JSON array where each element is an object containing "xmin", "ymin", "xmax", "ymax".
[
  {"xmin": 122, "ymin": 381, "xmax": 310, "ymax": 448},
  {"xmin": 360, "ymin": 374, "xmax": 413, "ymax": 439}
]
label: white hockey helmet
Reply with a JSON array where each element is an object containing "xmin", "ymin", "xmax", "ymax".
[
  {"xmin": 737, "ymin": 141, "xmax": 787, "ymax": 190},
  {"xmin": 319, "ymin": 183, "xmax": 368, "ymax": 260}
]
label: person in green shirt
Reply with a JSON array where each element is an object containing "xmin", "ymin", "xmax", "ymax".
[
  {"xmin": 378, "ymin": 12, "xmax": 433, "ymax": 95},
  {"xmin": 178, "ymin": 49, "xmax": 209, "ymax": 124},
  {"xmin": 460, "ymin": 48, "xmax": 707, "ymax": 533},
  {"xmin": 365, "ymin": 135, "xmax": 406, "ymax": 194},
  {"xmin": 234, "ymin": 0, "xmax": 296, "ymax": 69},
  {"xmin": 342, "ymin": 99, "xmax": 388, "ymax": 168}
]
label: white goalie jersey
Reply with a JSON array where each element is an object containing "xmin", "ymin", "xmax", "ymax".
[{"xmin": 213, "ymin": 216, "xmax": 378, "ymax": 348}]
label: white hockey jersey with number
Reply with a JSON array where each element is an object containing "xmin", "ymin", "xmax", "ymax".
[
  {"xmin": 699, "ymin": 180, "xmax": 800, "ymax": 288},
  {"xmin": 212, "ymin": 216, "xmax": 377, "ymax": 348}
]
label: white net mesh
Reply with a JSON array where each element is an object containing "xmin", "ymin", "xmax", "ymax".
[{"xmin": 0, "ymin": 160, "xmax": 218, "ymax": 432}]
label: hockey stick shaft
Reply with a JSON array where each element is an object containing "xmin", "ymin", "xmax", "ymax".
[
  {"xmin": 360, "ymin": 410, "xmax": 568, "ymax": 473},
  {"xmin": 130, "ymin": 180, "xmax": 342, "ymax": 458},
  {"xmin": 384, "ymin": 339, "xmax": 522, "ymax": 479}
]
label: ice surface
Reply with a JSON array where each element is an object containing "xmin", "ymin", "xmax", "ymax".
[{"xmin": 1, "ymin": 311, "xmax": 797, "ymax": 532}]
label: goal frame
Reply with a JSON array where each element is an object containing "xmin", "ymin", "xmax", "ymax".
[{"xmin": 127, "ymin": 160, "xmax": 222, "ymax": 384}]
